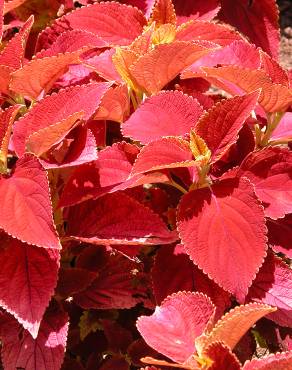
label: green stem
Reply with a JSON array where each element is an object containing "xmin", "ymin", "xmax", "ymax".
[{"xmin": 260, "ymin": 112, "xmax": 284, "ymax": 147}]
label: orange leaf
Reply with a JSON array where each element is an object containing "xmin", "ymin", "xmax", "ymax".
[
  {"xmin": 112, "ymin": 47, "xmax": 140, "ymax": 90},
  {"xmin": 149, "ymin": 0, "xmax": 177, "ymax": 26},
  {"xmin": 152, "ymin": 23, "xmax": 176, "ymax": 45},
  {"xmin": 3, "ymin": 0, "xmax": 28, "ymax": 14},
  {"xmin": 201, "ymin": 66, "xmax": 292, "ymax": 113},
  {"xmin": 10, "ymin": 48, "xmax": 88, "ymax": 99},
  {"xmin": 195, "ymin": 302, "xmax": 276, "ymax": 356},
  {"xmin": 25, "ymin": 111, "xmax": 85, "ymax": 157},
  {"xmin": 130, "ymin": 41, "xmax": 214, "ymax": 94}
]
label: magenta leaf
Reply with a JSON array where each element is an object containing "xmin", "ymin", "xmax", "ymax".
[
  {"xmin": 0, "ymin": 154, "xmax": 60, "ymax": 249},
  {"xmin": 237, "ymin": 147, "xmax": 292, "ymax": 219},
  {"xmin": 246, "ymin": 252, "xmax": 292, "ymax": 328},
  {"xmin": 177, "ymin": 177, "xmax": 267, "ymax": 302},
  {"xmin": 267, "ymin": 215, "xmax": 292, "ymax": 258},
  {"xmin": 0, "ymin": 304, "xmax": 69, "ymax": 370},
  {"xmin": 137, "ymin": 291, "xmax": 215, "ymax": 364},
  {"xmin": 122, "ymin": 90, "xmax": 203, "ymax": 144},
  {"xmin": 173, "ymin": 0, "xmax": 220, "ymax": 24}
]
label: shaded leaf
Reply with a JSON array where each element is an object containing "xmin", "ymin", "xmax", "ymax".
[
  {"xmin": 242, "ymin": 351, "xmax": 292, "ymax": 370},
  {"xmin": 0, "ymin": 305, "xmax": 68, "ymax": 370},
  {"xmin": 246, "ymin": 252, "xmax": 292, "ymax": 328},
  {"xmin": 173, "ymin": 0, "xmax": 220, "ymax": 24},
  {"xmin": 0, "ymin": 237, "xmax": 59, "ymax": 338}
]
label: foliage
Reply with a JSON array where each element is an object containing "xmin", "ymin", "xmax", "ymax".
[{"xmin": 0, "ymin": 0, "xmax": 291, "ymax": 369}]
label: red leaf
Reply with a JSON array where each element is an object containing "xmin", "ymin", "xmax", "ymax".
[
  {"xmin": 137, "ymin": 291, "xmax": 215, "ymax": 364},
  {"xmin": 152, "ymin": 244, "xmax": 231, "ymax": 320},
  {"xmin": 0, "ymin": 15, "xmax": 33, "ymax": 70},
  {"xmin": 176, "ymin": 20, "xmax": 242, "ymax": 47},
  {"xmin": 260, "ymin": 50, "xmax": 289, "ymax": 86},
  {"xmin": 201, "ymin": 66, "xmax": 292, "ymax": 113},
  {"xmin": 177, "ymin": 177, "xmax": 267, "ymax": 301},
  {"xmin": 55, "ymin": 267, "xmax": 96, "ymax": 298},
  {"xmin": 36, "ymin": 2, "xmax": 146, "ymax": 50},
  {"xmin": 0, "ymin": 305, "xmax": 68, "ymax": 370},
  {"xmin": 172, "ymin": 0, "xmax": 220, "ymax": 24},
  {"xmin": 0, "ymin": 0, "xmax": 3, "ymax": 41},
  {"xmin": 131, "ymin": 137, "xmax": 194, "ymax": 176},
  {"xmin": 267, "ymin": 215, "xmax": 292, "ymax": 258},
  {"xmin": 0, "ymin": 154, "xmax": 60, "ymax": 249},
  {"xmin": 237, "ymin": 147, "xmax": 292, "ymax": 219},
  {"xmin": 0, "ymin": 237, "xmax": 59, "ymax": 338},
  {"xmin": 0, "ymin": 64, "xmax": 13, "ymax": 95},
  {"xmin": 218, "ymin": 0, "xmax": 280, "ymax": 59},
  {"xmin": 130, "ymin": 41, "xmax": 214, "ymax": 94},
  {"xmin": 246, "ymin": 252, "xmax": 292, "ymax": 328},
  {"xmin": 25, "ymin": 111, "xmax": 84, "ymax": 157},
  {"xmin": 203, "ymin": 342, "xmax": 241, "ymax": 370},
  {"xmin": 12, "ymin": 81, "xmax": 110, "ymax": 157},
  {"xmin": 74, "ymin": 248, "xmax": 147, "ymax": 309},
  {"xmin": 10, "ymin": 48, "xmax": 88, "ymax": 99},
  {"xmin": 242, "ymin": 351, "xmax": 292, "ymax": 370},
  {"xmin": 0, "ymin": 105, "xmax": 21, "ymax": 168},
  {"xmin": 195, "ymin": 91, "xmax": 259, "ymax": 163},
  {"xmin": 59, "ymin": 141, "xmax": 139, "ymax": 206},
  {"xmin": 122, "ymin": 90, "xmax": 203, "ymax": 144},
  {"xmin": 67, "ymin": 192, "xmax": 176, "ymax": 245},
  {"xmin": 36, "ymin": 29, "xmax": 107, "ymax": 58}
]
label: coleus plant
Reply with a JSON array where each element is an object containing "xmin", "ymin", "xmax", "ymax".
[{"xmin": 0, "ymin": 0, "xmax": 291, "ymax": 369}]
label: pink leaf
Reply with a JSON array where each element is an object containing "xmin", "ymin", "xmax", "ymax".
[
  {"xmin": 270, "ymin": 112, "xmax": 292, "ymax": 141},
  {"xmin": 177, "ymin": 177, "xmax": 267, "ymax": 301},
  {"xmin": 237, "ymin": 147, "xmax": 292, "ymax": 219},
  {"xmin": 218, "ymin": 0, "xmax": 280, "ymax": 59},
  {"xmin": 173, "ymin": 0, "xmax": 220, "ymax": 24},
  {"xmin": 67, "ymin": 192, "xmax": 177, "ymax": 245},
  {"xmin": 0, "ymin": 236, "xmax": 59, "ymax": 338},
  {"xmin": 0, "ymin": 304, "xmax": 69, "ymax": 370},
  {"xmin": 10, "ymin": 48, "xmax": 89, "ymax": 99},
  {"xmin": 183, "ymin": 41, "xmax": 261, "ymax": 78},
  {"xmin": 0, "ymin": 154, "xmax": 60, "ymax": 249},
  {"xmin": 195, "ymin": 91, "xmax": 259, "ymax": 163},
  {"xmin": 122, "ymin": 90, "xmax": 203, "ymax": 144},
  {"xmin": 131, "ymin": 137, "xmax": 194, "ymax": 176},
  {"xmin": 242, "ymin": 351, "xmax": 292, "ymax": 370},
  {"xmin": 130, "ymin": 41, "xmax": 215, "ymax": 94},
  {"xmin": 36, "ymin": 2, "xmax": 146, "ymax": 50},
  {"xmin": 137, "ymin": 291, "xmax": 215, "ymax": 364},
  {"xmin": 246, "ymin": 252, "xmax": 292, "ymax": 328},
  {"xmin": 176, "ymin": 20, "xmax": 242, "ymax": 47},
  {"xmin": 12, "ymin": 81, "xmax": 110, "ymax": 157}
]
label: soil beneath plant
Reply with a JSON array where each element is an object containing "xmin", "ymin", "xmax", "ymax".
[{"xmin": 278, "ymin": 0, "xmax": 292, "ymax": 69}]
